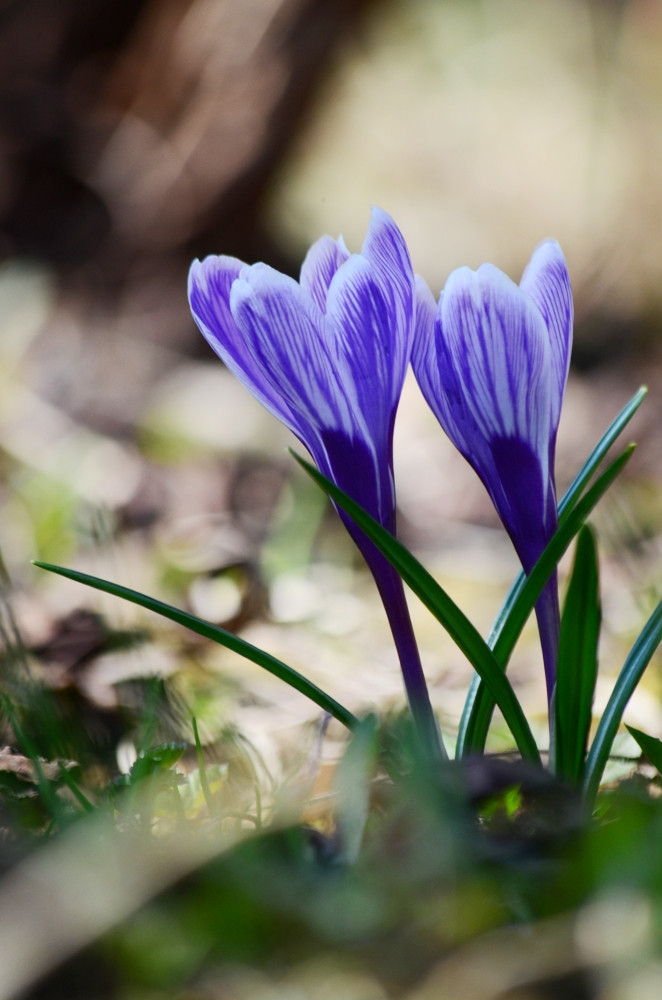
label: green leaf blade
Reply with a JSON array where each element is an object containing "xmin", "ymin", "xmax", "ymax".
[
  {"xmin": 625, "ymin": 725, "xmax": 662, "ymax": 775},
  {"xmin": 32, "ymin": 561, "xmax": 359, "ymax": 733},
  {"xmin": 584, "ymin": 598, "xmax": 662, "ymax": 803},
  {"xmin": 554, "ymin": 525, "xmax": 601, "ymax": 785}
]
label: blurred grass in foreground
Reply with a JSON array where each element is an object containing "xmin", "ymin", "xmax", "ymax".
[{"xmin": 2, "ymin": 691, "xmax": 662, "ymax": 1000}]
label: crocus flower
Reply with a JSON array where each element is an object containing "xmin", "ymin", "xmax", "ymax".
[
  {"xmin": 189, "ymin": 208, "xmax": 443, "ymax": 758},
  {"xmin": 412, "ymin": 241, "xmax": 573, "ymax": 701}
]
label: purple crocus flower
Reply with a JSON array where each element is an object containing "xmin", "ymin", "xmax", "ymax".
[
  {"xmin": 412, "ymin": 241, "xmax": 573, "ymax": 701},
  {"xmin": 189, "ymin": 208, "xmax": 443, "ymax": 758}
]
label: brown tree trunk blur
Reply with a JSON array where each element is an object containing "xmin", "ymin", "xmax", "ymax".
[{"xmin": 0, "ymin": 0, "xmax": 379, "ymax": 328}]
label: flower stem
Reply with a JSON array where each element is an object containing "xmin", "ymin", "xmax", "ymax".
[
  {"xmin": 370, "ymin": 555, "xmax": 447, "ymax": 764},
  {"xmin": 535, "ymin": 573, "xmax": 560, "ymax": 705}
]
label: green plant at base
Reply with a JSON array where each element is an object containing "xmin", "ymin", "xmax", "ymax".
[{"xmin": 31, "ymin": 388, "xmax": 662, "ymax": 802}]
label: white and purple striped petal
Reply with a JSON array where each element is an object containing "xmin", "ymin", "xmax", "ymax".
[
  {"xmin": 360, "ymin": 207, "xmax": 414, "ymax": 386},
  {"xmin": 299, "ymin": 234, "xmax": 350, "ymax": 313},
  {"xmin": 519, "ymin": 239, "xmax": 573, "ymax": 427},
  {"xmin": 229, "ymin": 263, "xmax": 357, "ymax": 439},
  {"xmin": 188, "ymin": 255, "xmax": 304, "ymax": 439},
  {"xmin": 188, "ymin": 208, "xmax": 414, "ymax": 533},
  {"xmin": 412, "ymin": 255, "xmax": 567, "ymax": 564},
  {"xmin": 188, "ymin": 210, "xmax": 438, "ymax": 754},
  {"xmin": 412, "ymin": 243, "xmax": 574, "ymax": 699}
]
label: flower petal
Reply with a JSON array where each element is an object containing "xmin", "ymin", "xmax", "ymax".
[
  {"xmin": 230, "ymin": 263, "xmax": 359, "ymax": 442},
  {"xmin": 439, "ymin": 263, "xmax": 553, "ymax": 465},
  {"xmin": 360, "ymin": 207, "xmax": 414, "ymax": 375},
  {"xmin": 299, "ymin": 234, "xmax": 350, "ymax": 313},
  {"xmin": 413, "ymin": 262, "xmax": 558, "ymax": 550},
  {"xmin": 325, "ymin": 253, "xmax": 406, "ymax": 435},
  {"xmin": 411, "ymin": 273, "xmax": 462, "ymax": 441},
  {"xmin": 411, "ymin": 277, "xmax": 501, "ymax": 502},
  {"xmin": 411, "ymin": 275, "xmax": 437, "ymax": 373},
  {"xmin": 188, "ymin": 255, "xmax": 303, "ymax": 436},
  {"xmin": 188, "ymin": 254, "xmax": 242, "ymax": 344},
  {"xmin": 413, "ymin": 256, "xmax": 565, "ymax": 696},
  {"xmin": 519, "ymin": 239, "xmax": 573, "ymax": 424}
]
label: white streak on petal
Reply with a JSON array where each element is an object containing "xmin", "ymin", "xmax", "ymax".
[
  {"xmin": 324, "ymin": 253, "xmax": 393, "ymax": 449},
  {"xmin": 440, "ymin": 263, "xmax": 553, "ymax": 482},
  {"xmin": 360, "ymin": 207, "xmax": 414, "ymax": 379},
  {"xmin": 230, "ymin": 263, "xmax": 360, "ymax": 440},
  {"xmin": 520, "ymin": 239, "xmax": 573, "ymax": 427}
]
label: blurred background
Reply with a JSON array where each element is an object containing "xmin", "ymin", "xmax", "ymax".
[
  {"xmin": 3, "ymin": 3, "xmax": 662, "ymax": 1000},
  {"xmin": 1, "ymin": 0, "xmax": 662, "ymax": 773}
]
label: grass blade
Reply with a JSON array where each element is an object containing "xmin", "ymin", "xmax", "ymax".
[
  {"xmin": 58, "ymin": 762, "xmax": 95, "ymax": 813},
  {"xmin": 458, "ymin": 445, "xmax": 634, "ymax": 758},
  {"xmin": 554, "ymin": 525, "xmax": 600, "ymax": 784},
  {"xmin": 584, "ymin": 598, "xmax": 662, "ymax": 803},
  {"xmin": 289, "ymin": 452, "xmax": 540, "ymax": 764},
  {"xmin": 457, "ymin": 387, "xmax": 646, "ymax": 757},
  {"xmin": 1, "ymin": 695, "xmax": 61, "ymax": 823},
  {"xmin": 32, "ymin": 561, "xmax": 358, "ymax": 733},
  {"xmin": 625, "ymin": 725, "xmax": 662, "ymax": 774}
]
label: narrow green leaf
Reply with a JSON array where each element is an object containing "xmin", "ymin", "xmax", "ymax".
[
  {"xmin": 584, "ymin": 598, "xmax": 662, "ymax": 803},
  {"xmin": 457, "ymin": 386, "xmax": 646, "ymax": 757},
  {"xmin": 289, "ymin": 452, "xmax": 540, "ymax": 764},
  {"xmin": 625, "ymin": 725, "xmax": 662, "ymax": 774},
  {"xmin": 32, "ymin": 561, "xmax": 358, "ymax": 733},
  {"xmin": 1, "ymin": 695, "xmax": 61, "ymax": 823},
  {"xmin": 555, "ymin": 525, "xmax": 600, "ymax": 785},
  {"xmin": 457, "ymin": 445, "xmax": 634, "ymax": 758},
  {"xmin": 58, "ymin": 762, "xmax": 95, "ymax": 813}
]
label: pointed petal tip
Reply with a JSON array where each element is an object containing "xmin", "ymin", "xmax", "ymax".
[
  {"xmin": 364, "ymin": 205, "xmax": 400, "ymax": 244},
  {"xmin": 187, "ymin": 258, "xmax": 201, "ymax": 293},
  {"xmin": 535, "ymin": 236, "xmax": 564, "ymax": 252},
  {"xmin": 187, "ymin": 254, "xmax": 207, "ymax": 280},
  {"xmin": 368, "ymin": 204, "xmax": 390, "ymax": 220},
  {"xmin": 362, "ymin": 206, "xmax": 410, "ymax": 263},
  {"xmin": 188, "ymin": 255, "xmax": 220, "ymax": 299},
  {"xmin": 528, "ymin": 238, "xmax": 567, "ymax": 269},
  {"xmin": 188, "ymin": 258, "xmax": 249, "ymax": 343}
]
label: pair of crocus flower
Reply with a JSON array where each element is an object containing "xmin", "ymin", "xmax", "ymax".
[{"xmin": 188, "ymin": 209, "xmax": 573, "ymax": 759}]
